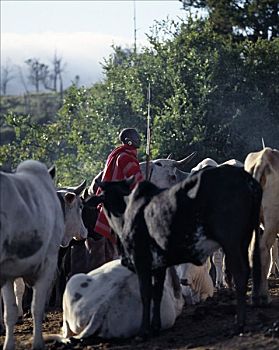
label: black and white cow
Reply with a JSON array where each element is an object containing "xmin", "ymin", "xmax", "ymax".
[
  {"xmin": 0, "ymin": 160, "xmax": 87, "ymax": 350},
  {"xmin": 96, "ymin": 164, "xmax": 262, "ymax": 339}
]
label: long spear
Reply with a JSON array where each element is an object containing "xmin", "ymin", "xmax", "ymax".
[{"xmin": 146, "ymin": 83, "xmax": 151, "ymax": 180}]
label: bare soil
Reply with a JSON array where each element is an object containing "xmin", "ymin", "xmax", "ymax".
[{"xmin": 1, "ymin": 278, "xmax": 279, "ymax": 350}]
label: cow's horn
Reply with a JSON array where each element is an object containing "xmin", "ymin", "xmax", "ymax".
[
  {"xmin": 261, "ymin": 137, "xmax": 266, "ymax": 149},
  {"xmin": 72, "ymin": 180, "xmax": 87, "ymax": 196},
  {"xmin": 167, "ymin": 153, "xmax": 173, "ymax": 159},
  {"xmin": 175, "ymin": 151, "xmax": 197, "ymax": 170},
  {"xmin": 48, "ymin": 165, "xmax": 56, "ymax": 179}
]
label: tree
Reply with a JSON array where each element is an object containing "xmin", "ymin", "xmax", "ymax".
[
  {"xmin": 0, "ymin": 85, "xmax": 117, "ymax": 184},
  {"xmin": 0, "ymin": 59, "xmax": 15, "ymax": 95},
  {"xmin": 179, "ymin": 0, "xmax": 279, "ymax": 41},
  {"xmin": 25, "ymin": 58, "xmax": 49, "ymax": 92},
  {"xmin": 44, "ymin": 52, "xmax": 66, "ymax": 95},
  {"xmin": 17, "ymin": 65, "xmax": 30, "ymax": 94}
]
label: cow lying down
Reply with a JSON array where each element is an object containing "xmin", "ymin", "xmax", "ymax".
[{"xmin": 58, "ymin": 260, "xmax": 184, "ymax": 340}]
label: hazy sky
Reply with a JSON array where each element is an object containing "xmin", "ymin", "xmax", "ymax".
[{"xmin": 1, "ymin": 0, "xmax": 186, "ymax": 94}]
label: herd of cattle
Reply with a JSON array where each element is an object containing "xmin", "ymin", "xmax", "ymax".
[{"xmin": 0, "ymin": 147, "xmax": 278, "ymax": 349}]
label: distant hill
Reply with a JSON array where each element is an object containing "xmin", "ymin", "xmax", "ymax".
[{"xmin": 0, "ymin": 93, "xmax": 62, "ymax": 145}]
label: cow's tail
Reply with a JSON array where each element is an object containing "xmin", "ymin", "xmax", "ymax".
[
  {"xmin": 251, "ymin": 183, "xmax": 262, "ymax": 303},
  {"xmin": 251, "ymin": 225, "xmax": 262, "ymax": 299},
  {"xmin": 43, "ymin": 333, "xmax": 71, "ymax": 344}
]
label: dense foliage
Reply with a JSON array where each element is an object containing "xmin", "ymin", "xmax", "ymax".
[
  {"xmin": 180, "ymin": 0, "xmax": 279, "ymax": 40},
  {"xmin": 1, "ymin": 11, "xmax": 278, "ymax": 185}
]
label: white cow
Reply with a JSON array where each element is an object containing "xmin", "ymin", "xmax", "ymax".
[
  {"xmin": 176, "ymin": 259, "xmax": 214, "ymax": 304},
  {"xmin": 140, "ymin": 152, "xmax": 196, "ymax": 187},
  {"xmin": 60, "ymin": 260, "xmax": 184, "ymax": 340},
  {"xmin": 0, "ymin": 179, "xmax": 89, "ymax": 338},
  {"xmin": 0, "ymin": 160, "xmax": 87, "ymax": 350},
  {"xmin": 244, "ymin": 147, "xmax": 279, "ymax": 303}
]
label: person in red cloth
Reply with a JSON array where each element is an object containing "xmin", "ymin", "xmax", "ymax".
[{"xmin": 93, "ymin": 128, "xmax": 143, "ymax": 262}]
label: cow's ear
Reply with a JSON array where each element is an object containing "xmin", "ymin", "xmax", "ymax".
[
  {"xmin": 48, "ymin": 165, "xmax": 56, "ymax": 179},
  {"xmin": 89, "ymin": 170, "xmax": 104, "ymax": 195},
  {"xmin": 64, "ymin": 192, "xmax": 77, "ymax": 205}
]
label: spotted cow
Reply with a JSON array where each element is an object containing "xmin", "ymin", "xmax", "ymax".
[
  {"xmin": 96, "ymin": 165, "xmax": 262, "ymax": 338},
  {"xmin": 60, "ymin": 260, "xmax": 184, "ymax": 340}
]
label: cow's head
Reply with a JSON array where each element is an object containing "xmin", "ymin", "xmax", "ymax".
[
  {"xmin": 140, "ymin": 152, "xmax": 197, "ymax": 188},
  {"xmin": 57, "ymin": 180, "xmax": 88, "ymax": 247}
]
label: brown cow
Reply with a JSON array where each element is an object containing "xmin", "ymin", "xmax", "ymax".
[{"xmin": 244, "ymin": 147, "xmax": 279, "ymax": 304}]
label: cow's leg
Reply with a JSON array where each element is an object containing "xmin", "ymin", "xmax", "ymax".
[
  {"xmin": 14, "ymin": 278, "xmax": 25, "ymax": 323},
  {"xmin": 0, "ymin": 289, "xmax": 5, "ymax": 335},
  {"xmin": 168, "ymin": 266, "xmax": 181, "ymax": 298},
  {"xmin": 70, "ymin": 242, "xmax": 88, "ymax": 276},
  {"xmin": 55, "ymin": 269, "xmax": 65, "ymax": 309},
  {"xmin": 224, "ymin": 254, "xmax": 234, "ymax": 290},
  {"xmin": 225, "ymin": 249, "xmax": 250, "ymax": 333},
  {"xmin": 2, "ymin": 280, "xmax": 18, "ymax": 350},
  {"xmin": 51, "ymin": 270, "xmax": 62, "ymax": 309},
  {"xmin": 31, "ymin": 260, "xmax": 57, "ymax": 350},
  {"xmin": 151, "ymin": 267, "xmax": 166, "ymax": 335},
  {"xmin": 213, "ymin": 249, "xmax": 225, "ymax": 289},
  {"xmin": 135, "ymin": 269, "xmax": 152, "ymax": 340},
  {"xmin": 209, "ymin": 255, "xmax": 216, "ymax": 286},
  {"xmin": 258, "ymin": 230, "xmax": 278, "ymax": 304},
  {"xmin": 268, "ymin": 239, "xmax": 279, "ymax": 277},
  {"xmin": 273, "ymin": 238, "xmax": 279, "ymax": 276}
]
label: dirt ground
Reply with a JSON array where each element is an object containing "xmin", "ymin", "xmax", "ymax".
[{"xmin": 1, "ymin": 278, "xmax": 278, "ymax": 350}]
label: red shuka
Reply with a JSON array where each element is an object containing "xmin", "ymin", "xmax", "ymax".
[{"xmin": 94, "ymin": 144, "xmax": 143, "ymax": 243}]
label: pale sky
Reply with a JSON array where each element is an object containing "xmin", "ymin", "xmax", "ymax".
[{"xmin": 1, "ymin": 0, "xmax": 187, "ymax": 94}]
